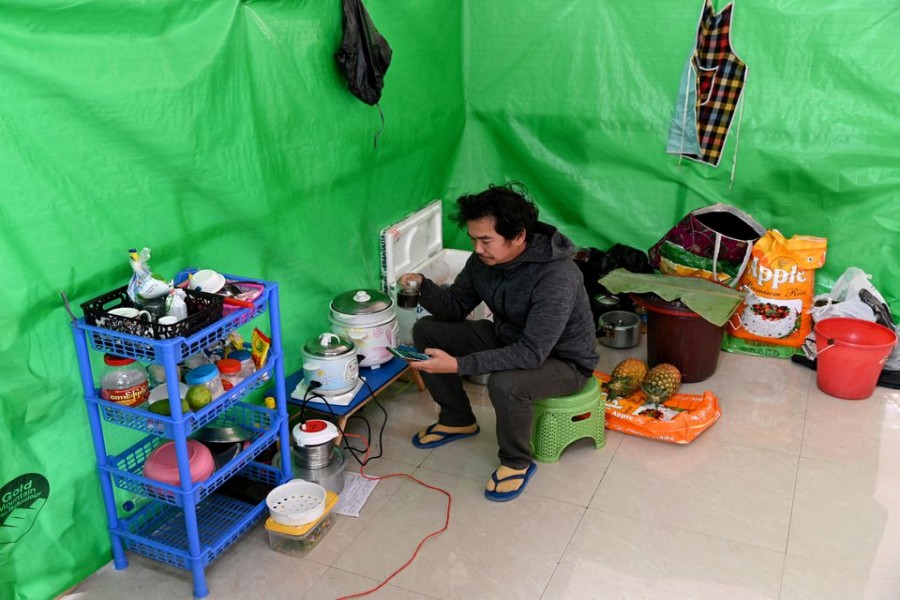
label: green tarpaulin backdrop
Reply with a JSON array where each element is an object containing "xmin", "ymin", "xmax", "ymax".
[{"xmin": 2, "ymin": 1, "xmax": 898, "ymax": 598}]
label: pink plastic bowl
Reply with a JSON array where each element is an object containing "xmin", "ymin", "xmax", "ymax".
[{"xmin": 143, "ymin": 440, "xmax": 215, "ymax": 488}]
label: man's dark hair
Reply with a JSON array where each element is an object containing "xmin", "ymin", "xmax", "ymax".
[{"xmin": 452, "ymin": 182, "xmax": 539, "ymax": 241}]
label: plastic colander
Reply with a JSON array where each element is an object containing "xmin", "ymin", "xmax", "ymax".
[{"xmin": 266, "ymin": 479, "xmax": 327, "ymax": 526}]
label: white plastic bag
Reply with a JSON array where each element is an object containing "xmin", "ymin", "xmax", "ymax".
[
  {"xmin": 166, "ymin": 288, "xmax": 188, "ymax": 321},
  {"xmin": 127, "ymin": 247, "xmax": 170, "ymax": 303},
  {"xmin": 808, "ymin": 267, "xmax": 880, "ymax": 324}
]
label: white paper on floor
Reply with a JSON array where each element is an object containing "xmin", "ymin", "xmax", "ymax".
[{"xmin": 334, "ymin": 472, "xmax": 378, "ymax": 517}]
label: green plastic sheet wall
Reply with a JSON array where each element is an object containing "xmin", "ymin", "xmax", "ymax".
[{"xmin": 1, "ymin": 1, "xmax": 897, "ymax": 598}]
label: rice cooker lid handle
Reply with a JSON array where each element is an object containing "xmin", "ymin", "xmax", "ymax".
[
  {"xmin": 304, "ymin": 332, "xmax": 355, "ymax": 356},
  {"xmin": 332, "ymin": 289, "xmax": 393, "ymax": 315}
]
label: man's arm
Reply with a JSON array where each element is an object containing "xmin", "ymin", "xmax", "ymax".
[{"xmin": 456, "ymin": 268, "xmax": 579, "ymax": 375}]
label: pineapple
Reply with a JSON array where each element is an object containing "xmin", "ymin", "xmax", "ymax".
[
  {"xmin": 608, "ymin": 358, "xmax": 648, "ymax": 399},
  {"xmin": 641, "ymin": 363, "xmax": 681, "ymax": 406}
]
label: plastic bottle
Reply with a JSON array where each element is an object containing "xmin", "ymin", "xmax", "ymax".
[
  {"xmin": 216, "ymin": 358, "xmax": 242, "ymax": 391},
  {"xmin": 100, "ymin": 354, "xmax": 149, "ymax": 407}
]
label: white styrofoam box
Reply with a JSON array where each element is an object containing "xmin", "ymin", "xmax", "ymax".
[{"xmin": 380, "ymin": 200, "xmax": 491, "ymax": 345}]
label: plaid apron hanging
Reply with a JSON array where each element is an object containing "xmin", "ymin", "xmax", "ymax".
[{"xmin": 667, "ymin": 0, "xmax": 748, "ymax": 168}]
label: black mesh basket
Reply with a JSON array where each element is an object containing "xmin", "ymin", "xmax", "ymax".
[{"xmin": 81, "ymin": 286, "xmax": 224, "ymax": 340}]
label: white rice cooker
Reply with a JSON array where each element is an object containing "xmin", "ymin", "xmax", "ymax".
[
  {"xmin": 329, "ymin": 289, "xmax": 398, "ymax": 368},
  {"xmin": 302, "ymin": 332, "xmax": 359, "ymax": 395}
]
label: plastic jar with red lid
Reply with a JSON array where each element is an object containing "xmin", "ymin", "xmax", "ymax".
[
  {"xmin": 216, "ymin": 358, "xmax": 243, "ymax": 391},
  {"xmin": 100, "ymin": 354, "xmax": 149, "ymax": 407}
]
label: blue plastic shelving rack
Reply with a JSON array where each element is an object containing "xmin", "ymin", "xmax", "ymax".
[{"xmin": 71, "ymin": 270, "xmax": 292, "ymax": 598}]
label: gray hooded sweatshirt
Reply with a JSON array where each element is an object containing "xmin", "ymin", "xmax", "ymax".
[{"xmin": 418, "ymin": 222, "xmax": 599, "ymax": 376}]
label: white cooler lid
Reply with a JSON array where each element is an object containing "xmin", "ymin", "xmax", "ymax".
[{"xmin": 380, "ymin": 200, "xmax": 445, "ymax": 292}]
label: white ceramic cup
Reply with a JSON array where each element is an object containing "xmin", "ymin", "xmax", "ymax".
[
  {"xmin": 109, "ymin": 307, "xmax": 151, "ymax": 320},
  {"xmin": 158, "ymin": 316, "xmax": 181, "ymax": 325}
]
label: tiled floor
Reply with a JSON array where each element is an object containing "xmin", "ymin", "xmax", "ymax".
[{"xmin": 64, "ymin": 338, "xmax": 900, "ymax": 599}]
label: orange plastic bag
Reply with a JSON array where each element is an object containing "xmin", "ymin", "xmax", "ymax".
[{"xmin": 596, "ymin": 373, "xmax": 721, "ymax": 444}]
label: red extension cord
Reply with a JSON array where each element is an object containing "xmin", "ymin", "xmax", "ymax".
[{"xmin": 335, "ymin": 432, "xmax": 452, "ymax": 600}]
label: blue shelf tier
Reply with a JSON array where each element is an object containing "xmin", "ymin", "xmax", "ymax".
[
  {"xmin": 89, "ymin": 352, "xmax": 280, "ymax": 439},
  {"xmin": 103, "ymin": 403, "xmax": 280, "ymax": 507},
  {"xmin": 79, "ymin": 273, "xmax": 273, "ymax": 364},
  {"xmin": 117, "ymin": 462, "xmax": 282, "ymax": 571}
]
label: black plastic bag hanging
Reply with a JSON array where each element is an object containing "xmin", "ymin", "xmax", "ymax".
[{"xmin": 335, "ymin": 0, "xmax": 392, "ymax": 106}]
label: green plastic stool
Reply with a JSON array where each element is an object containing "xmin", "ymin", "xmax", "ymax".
[{"xmin": 531, "ymin": 376, "xmax": 605, "ymax": 463}]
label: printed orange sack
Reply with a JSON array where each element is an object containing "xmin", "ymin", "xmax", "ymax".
[
  {"xmin": 723, "ymin": 230, "xmax": 828, "ymax": 358},
  {"xmin": 597, "ymin": 373, "xmax": 721, "ymax": 444}
]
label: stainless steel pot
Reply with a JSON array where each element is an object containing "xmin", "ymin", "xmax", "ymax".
[
  {"xmin": 598, "ymin": 311, "xmax": 641, "ymax": 349},
  {"xmin": 330, "ymin": 289, "xmax": 398, "ymax": 367},
  {"xmin": 330, "ymin": 289, "xmax": 394, "ymax": 326}
]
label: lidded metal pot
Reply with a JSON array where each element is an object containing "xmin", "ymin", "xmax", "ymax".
[
  {"xmin": 329, "ymin": 289, "xmax": 398, "ymax": 368},
  {"xmin": 292, "ymin": 419, "xmax": 340, "ymax": 470},
  {"xmin": 301, "ymin": 332, "xmax": 359, "ymax": 395}
]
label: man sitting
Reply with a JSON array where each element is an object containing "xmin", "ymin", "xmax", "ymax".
[{"xmin": 399, "ymin": 182, "xmax": 598, "ymax": 502}]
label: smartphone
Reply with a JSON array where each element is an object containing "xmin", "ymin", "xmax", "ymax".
[{"xmin": 388, "ymin": 346, "xmax": 431, "ymax": 361}]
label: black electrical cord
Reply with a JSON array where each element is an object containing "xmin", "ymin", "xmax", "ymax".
[{"xmin": 302, "ymin": 374, "xmax": 388, "ymax": 467}]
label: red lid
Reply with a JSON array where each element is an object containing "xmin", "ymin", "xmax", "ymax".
[
  {"xmin": 302, "ymin": 419, "xmax": 329, "ymax": 433},
  {"xmin": 217, "ymin": 358, "xmax": 241, "ymax": 375},
  {"xmin": 104, "ymin": 354, "xmax": 136, "ymax": 367}
]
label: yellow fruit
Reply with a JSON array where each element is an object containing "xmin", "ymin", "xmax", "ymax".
[
  {"xmin": 641, "ymin": 363, "xmax": 681, "ymax": 406},
  {"xmin": 608, "ymin": 358, "xmax": 649, "ymax": 399},
  {"xmin": 186, "ymin": 385, "xmax": 213, "ymax": 411}
]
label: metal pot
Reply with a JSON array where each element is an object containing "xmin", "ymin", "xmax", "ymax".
[
  {"xmin": 597, "ymin": 311, "xmax": 642, "ymax": 349},
  {"xmin": 330, "ymin": 289, "xmax": 394, "ymax": 326},
  {"xmin": 301, "ymin": 332, "xmax": 359, "ymax": 395},
  {"xmin": 330, "ymin": 289, "xmax": 397, "ymax": 367}
]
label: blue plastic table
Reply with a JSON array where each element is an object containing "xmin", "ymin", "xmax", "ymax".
[{"xmin": 285, "ymin": 356, "xmax": 424, "ymax": 435}]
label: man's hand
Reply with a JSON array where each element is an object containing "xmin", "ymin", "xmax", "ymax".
[
  {"xmin": 408, "ymin": 348, "xmax": 459, "ymax": 374},
  {"xmin": 398, "ymin": 273, "xmax": 424, "ymax": 288}
]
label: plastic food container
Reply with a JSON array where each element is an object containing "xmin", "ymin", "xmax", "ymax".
[
  {"xmin": 265, "ymin": 491, "xmax": 339, "ymax": 557},
  {"xmin": 216, "ymin": 358, "xmax": 242, "ymax": 391},
  {"xmin": 100, "ymin": 354, "xmax": 149, "ymax": 407},
  {"xmin": 184, "ymin": 364, "xmax": 225, "ymax": 398},
  {"xmin": 266, "ymin": 480, "xmax": 327, "ymax": 526},
  {"xmin": 229, "ymin": 349, "xmax": 255, "ymax": 380}
]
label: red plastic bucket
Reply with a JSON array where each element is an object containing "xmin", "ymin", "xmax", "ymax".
[{"xmin": 814, "ymin": 318, "xmax": 897, "ymax": 400}]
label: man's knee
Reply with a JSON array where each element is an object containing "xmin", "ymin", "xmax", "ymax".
[
  {"xmin": 487, "ymin": 371, "xmax": 528, "ymax": 403},
  {"xmin": 412, "ymin": 315, "xmax": 440, "ymax": 348}
]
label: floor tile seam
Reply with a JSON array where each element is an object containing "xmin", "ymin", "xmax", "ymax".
[
  {"xmin": 795, "ymin": 453, "xmax": 900, "ymax": 481},
  {"xmin": 585, "ymin": 505, "xmax": 790, "ymax": 556},
  {"xmin": 700, "ymin": 434, "xmax": 804, "ymax": 461},
  {"xmin": 298, "ymin": 561, "xmax": 340, "ymax": 600},
  {"xmin": 779, "ymin": 551, "xmax": 900, "ymax": 582},
  {"xmin": 777, "ymin": 432, "xmax": 805, "ymax": 599},
  {"xmin": 414, "ymin": 460, "xmax": 490, "ymax": 484},
  {"xmin": 538, "ymin": 506, "xmax": 590, "ymax": 600},
  {"xmin": 584, "ymin": 435, "xmax": 624, "ymax": 507},
  {"xmin": 320, "ymin": 471, "xmax": 421, "ymax": 569}
]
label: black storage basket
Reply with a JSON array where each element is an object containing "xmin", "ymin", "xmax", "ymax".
[{"xmin": 81, "ymin": 286, "xmax": 224, "ymax": 340}]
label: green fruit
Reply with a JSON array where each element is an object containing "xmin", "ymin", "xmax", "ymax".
[
  {"xmin": 186, "ymin": 385, "xmax": 213, "ymax": 411},
  {"xmin": 148, "ymin": 399, "xmax": 190, "ymax": 416}
]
